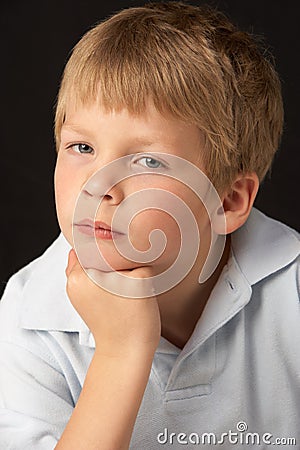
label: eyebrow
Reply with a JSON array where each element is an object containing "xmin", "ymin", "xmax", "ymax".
[
  {"xmin": 61, "ymin": 124, "xmax": 90, "ymax": 135},
  {"xmin": 61, "ymin": 124, "xmax": 162, "ymax": 148},
  {"xmin": 129, "ymin": 137, "xmax": 161, "ymax": 147}
]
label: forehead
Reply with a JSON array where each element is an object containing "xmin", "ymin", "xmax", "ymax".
[{"xmin": 61, "ymin": 99, "xmax": 205, "ymax": 161}]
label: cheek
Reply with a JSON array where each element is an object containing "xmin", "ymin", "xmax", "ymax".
[
  {"xmin": 54, "ymin": 165, "xmax": 69, "ymax": 212},
  {"xmin": 54, "ymin": 162, "xmax": 80, "ymax": 229},
  {"xmin": 128, "ymin": 210, "xmax": 181, "ymax": 254}
]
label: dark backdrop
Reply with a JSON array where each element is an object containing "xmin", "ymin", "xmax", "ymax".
[{"xmin": 1, "ymin": 0, "xmax": 299, "ymax": 295}]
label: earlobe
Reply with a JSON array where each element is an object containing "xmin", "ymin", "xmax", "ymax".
[{"xmin": 222, "ymin": 173, "xmax": 259, "ymax": 234}]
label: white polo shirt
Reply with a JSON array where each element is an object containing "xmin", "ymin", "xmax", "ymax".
[{"xmin": 0, "ymin": 208, "xmax": 299, "ymax": 449}]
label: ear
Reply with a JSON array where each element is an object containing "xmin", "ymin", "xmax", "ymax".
[{"xmin": 221, "ymin": 172, "xmax": 259, "ymax": 234}]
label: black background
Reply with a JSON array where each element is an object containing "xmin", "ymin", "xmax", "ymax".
[{"xmin": 1, "ymin": 0, "xmax": 299, "ymax": 295}]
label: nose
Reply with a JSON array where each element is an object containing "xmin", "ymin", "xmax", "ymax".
[{"xmin": 83, "ymin": 175, "xmax": 125, "ymax": 205}]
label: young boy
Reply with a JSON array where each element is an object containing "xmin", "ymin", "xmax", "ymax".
[{"xmin": 1, "ymin": 2, "xmax": 299, "ymax": 449}]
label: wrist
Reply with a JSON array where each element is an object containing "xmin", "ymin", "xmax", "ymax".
[{"xmin": 94, "ymin": 338, "xmax": 159, "ymax": 360}]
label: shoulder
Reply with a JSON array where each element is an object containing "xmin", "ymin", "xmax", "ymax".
[
  {"xmin": 0, "ymin": 234, "xmax": 74, "ymax": 342},
  {"xmin": 231, "ymin": 207, "xmax": 299, "ymax": 287},
  {"xmin": 1, "ymin": 233, "xmax": 69, "ymax": 296},
  {"xmin": 0, "ymin": 237, "xmax": 78, "ymax": 446},
  {"xmin": 251, "ymin": 253, "xmax": 299, "ymax": 311},
  {"xmin": 231, "ymin": 209, "xmax": 300, "ymax": 338}
]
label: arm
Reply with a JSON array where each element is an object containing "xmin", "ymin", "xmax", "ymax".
[
  {"xmin": 55, "ymin": 250, "xmax": 161, "ymax": 450},
  {"xmin": 56, "ymin": 346, "xmax": 155, "ymax": 449}
]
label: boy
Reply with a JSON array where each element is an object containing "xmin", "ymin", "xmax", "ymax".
[{"xmin": 1, "ymin": 1, "xmax": 299, "ymax": 449}]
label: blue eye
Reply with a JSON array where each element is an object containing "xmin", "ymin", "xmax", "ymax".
[
  {"xmin": 137, "ymin": 156, "xmax": 164, "ymax": 169},
  {"xmin": 72, "ymin": 143, "xmax": 94, "ymax": 154}
]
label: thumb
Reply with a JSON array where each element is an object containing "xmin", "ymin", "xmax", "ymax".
[{"xmin": 65, "ymin": 249, "xmax": 79, "ymax": 278}]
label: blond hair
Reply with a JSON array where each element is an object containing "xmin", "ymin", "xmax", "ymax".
[{"xmin": 55, "ymin": 1, "xmax": 284, "ymax": 191}]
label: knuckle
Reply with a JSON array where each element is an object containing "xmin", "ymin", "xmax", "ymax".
[
  {"xmin": 66, "ymin": 270, "xmax": 84, "ymax": 297},
  {"xmin": 130, "ymin": 266, "xmax": 153, "ymax": 279}
]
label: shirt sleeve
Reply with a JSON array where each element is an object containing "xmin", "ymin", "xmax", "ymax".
[
  {"xmin": 0, "ymin": 339, "xmax": 74, "ymax": 450},
  {"xmin": 0, "ymin": 264, "xmax": 76, "ymax": 450}
]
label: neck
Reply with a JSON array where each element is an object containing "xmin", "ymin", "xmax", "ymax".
[{"xmin": 157, "ymin": 235, "xmax": 231, "ymax": 349}]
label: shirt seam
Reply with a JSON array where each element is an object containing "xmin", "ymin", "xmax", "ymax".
[{"xmin": 0, "ymin": 338, "xmax": 63, "ymax": 374}]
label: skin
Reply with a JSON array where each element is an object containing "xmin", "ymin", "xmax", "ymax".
[
  {"xmin": 55, "ymin": 101, "xmax": 211, "ymax": 274},
  {"xmin": 54, "ymin": 100, "xmax": 259, "ymax": 449}
]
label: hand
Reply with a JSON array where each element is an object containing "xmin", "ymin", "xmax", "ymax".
[{"xmin": 65, "ymin": 249, "xmax": 161, "ymax": 355}]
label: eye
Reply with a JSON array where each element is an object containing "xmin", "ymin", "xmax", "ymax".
[
  {"xmin": 136, "ymin": 156, "xmax": 165, "ymax": 169},
  {"xmin": 71, "ymin": 143, "xmax": 94, "ymax": 154}
]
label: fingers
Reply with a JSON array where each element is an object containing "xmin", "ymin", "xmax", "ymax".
[
  {"xmin": 65, "ymin": 249, "xmax": 79, "ymax": 278},
  {"xmin": 65, "ymin": 249, "xmax": 88, "ymax": 306},
  {"xmin": 66, "ymin": 248, "xmax": 155, "ymax": 300},
  {"xmin": 125, "ymin": 266, "xmax": 153, "ymax": 279}
]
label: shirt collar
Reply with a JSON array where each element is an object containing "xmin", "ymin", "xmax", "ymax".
[
  {"xmin": 19, "ymin": 208, "xmax": 299, "ymax": 346},
  {"xmin": 20, "ymin": 234, "xmax": 89, "ymax": 334},
  {"xmin": 164, "ymin": 208, "xmax": 299, "ymax": 358},
  {"xmin": 231, "ymin": 207, "xmax": 299, "ymax": 286}
]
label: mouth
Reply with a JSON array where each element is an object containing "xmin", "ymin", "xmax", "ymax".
[{"xmin": 73, "ymin": 219, "xmax": 125, "ymax": 240}]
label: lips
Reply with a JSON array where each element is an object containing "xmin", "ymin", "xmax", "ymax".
[
  {"xmin": 73, "ymin": 218, "xmax": 125, "ymax": 238},
  {"xmin": 95, "ymin": 221, "xmax": 111, "ymax": 231},
  {"xmin": 75, "ymin": 219, "xmax": 113, "ymax": 231}
]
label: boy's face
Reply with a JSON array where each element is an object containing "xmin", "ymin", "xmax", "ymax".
[{"xmin": 54, "ymin": 101, "xmax": 217, "ymax": 278}]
